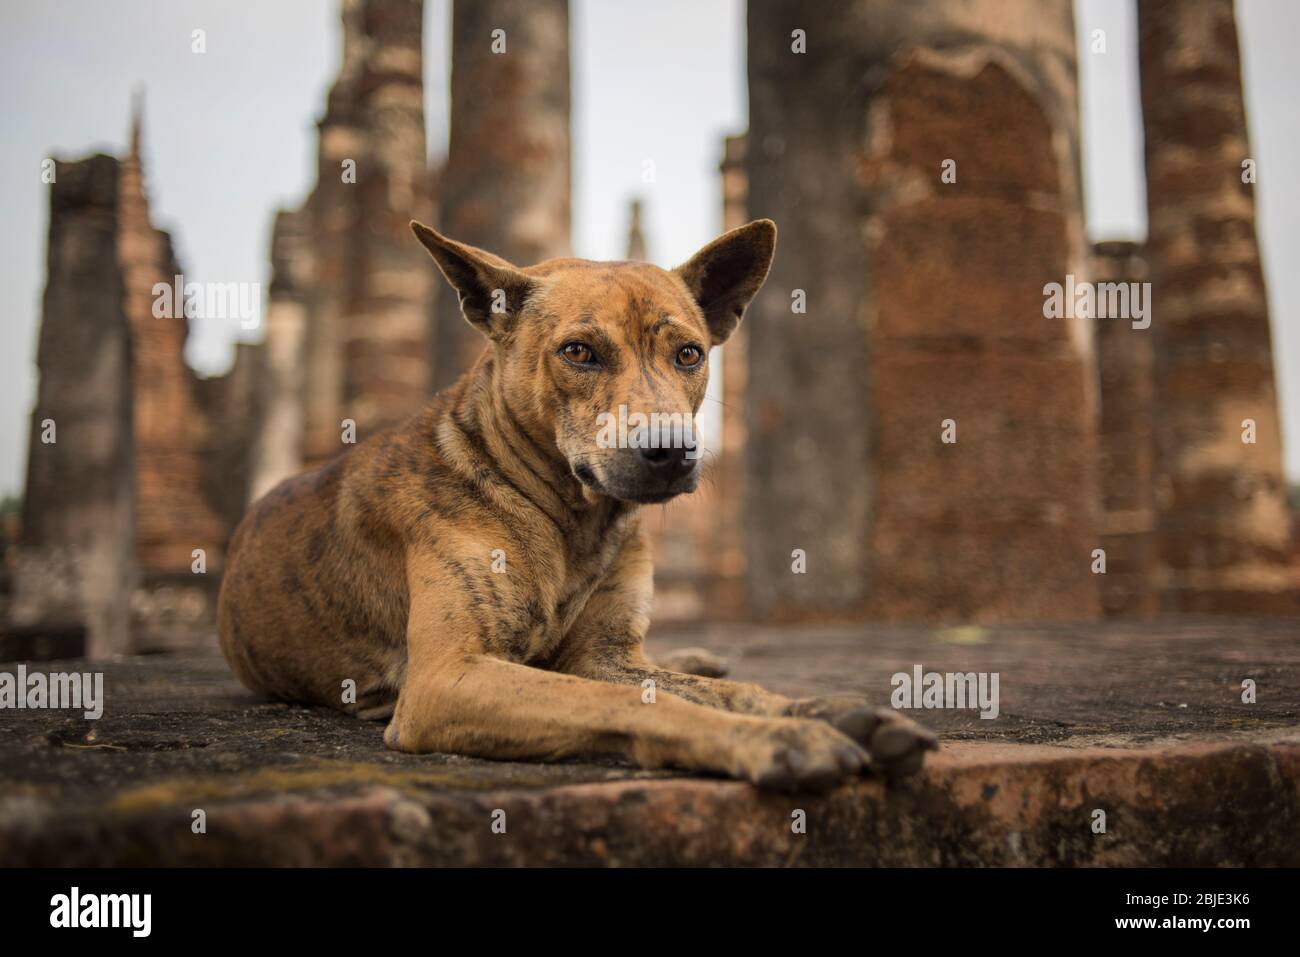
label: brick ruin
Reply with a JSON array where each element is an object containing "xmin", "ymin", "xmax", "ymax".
[
  {"xmin": 11, "ymin": 0, "xmax": 1295, "ymax": 656},
  {"xmin": 11, "ymin": 156, "xmax": 136, "ymax": 658},
  {"xmin": 432, "ymin": 0, "xmax": 572, "ymax": 392},
  {"xmin": 1092, "ymin": 242, "xmax": 1157, "ymax": 618},
  {"xmin": 1137, "ymin": 0, "xmax": 1293, "ymax": 614},
  {"xmin": 714, "ymin": 0, "xmax": 1294, "ymax": 622},
  {"xmin": 294, "ymin": 0, "xmax": 437, "ymax": 472},
  {"xmin": 14, "ymin": 112, "xmax": 244, "ymax": 655},
  {"xmin": 119, "ymin": 113, "xmax": 235, "ymax": 648},
  {"xmin": 743, "ymin": 0, "xmax": 1100, "ymax": 622}
]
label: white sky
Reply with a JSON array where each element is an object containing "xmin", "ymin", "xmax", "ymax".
[{"xmin": 0, "ymin": 0, "xmax": 1296, "ymax": 497}]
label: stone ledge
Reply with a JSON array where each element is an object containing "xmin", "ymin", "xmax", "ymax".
[
  {"xmin": 2, "ymin": 619, "xmax": 1297, "ymax": 866},
  {"xmin": 3, "ymin": 736, "xmax": 1297, "ymax": 866}
]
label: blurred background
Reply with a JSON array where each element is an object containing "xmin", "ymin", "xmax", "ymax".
[{"xmin": 1, "ymin": 0, "xmax": 1296, "ymax": 660}]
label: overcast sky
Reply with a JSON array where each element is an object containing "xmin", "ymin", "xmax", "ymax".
[{"xmin": 1, "ymin": 0, "xmax": 1296, "ymax": 497}]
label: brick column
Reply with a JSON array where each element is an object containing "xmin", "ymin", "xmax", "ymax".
[
  {"xmin": 303, "ymin": 0, "xmax": 366, "ymax": 466},
  {"xmin": 433, "ymin": 0, "xmax": 571, "ymax": 391},
  {"xmin": 1138, "ymin": 0, "xmax": 1294, "ymax": 613},
  {"xmin": 13, "ymin": 155, "xmax": 137, "ymax": 657},
  {"xmin": 342, "ymin": 0, "xmax": 433, "ymax": 434},
  {"xmin": 250, "ymin": 210, "xmax": 310, "ymax": 501},
  {"xmin": 746, "ymin": 0, "xmax": 1099, "ymax": 622},
  {"xmin": 1093, "ymin": 242, "xmax": 1157, "ymax": 618}
]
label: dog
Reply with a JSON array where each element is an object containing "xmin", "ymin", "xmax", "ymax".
[{"xmin": 217, "ymin": 218, "xmax": 937, "ymax": 791}]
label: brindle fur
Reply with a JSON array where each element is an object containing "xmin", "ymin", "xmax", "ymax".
[{"xmin": 218, "ymin": 219, "xmax": 936, "ymax": 791}]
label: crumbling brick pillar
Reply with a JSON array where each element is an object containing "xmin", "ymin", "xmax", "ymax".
[
  {"xmin": 711, "ymin": 134, "xmax": 752, "ymax": 617},
  {"xmin": 250, "ymin": 210, "xmax": 310, "ymax": 501},
  {"xmin": 13, "ymin": 155, "xmax": 137, "ymax": 657},
  {"xmin": 197, "ymin": 342, "xmax": 264, "ymax": 537},
  {"xmin": 342, "ymin": 0, "xmax": 433, "ymax": 434},
  {"xmin": 117, "ymin": 112, "xmax": 230, "ymax": 647},
  {"xmin": 746, "ymin": 0, "xmax": 1099, "ymax": 622},
  {"xmin": 1093, "ymin": 242, "xmax": 1157, "ymax": 618},
  {"xmin": 433, "ymin": 0, "xmax": 571, "ymax": 391},
  {"xmin": 118, "ymin": 117, "xmax": 227, "ymax": 580},
  {"xmin": 1138, "ymin": 0, "xmax": 1294, "ymax": 613},
  {"xmin": 303, "ymin": 0, "xmax": 366, "ymax": 466}
]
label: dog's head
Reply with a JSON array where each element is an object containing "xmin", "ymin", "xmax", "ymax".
[{"xmin": 413, "ymin": 219, "xmax": 776, "ymax": 505}]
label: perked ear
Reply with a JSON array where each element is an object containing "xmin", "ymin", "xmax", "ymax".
[
  {"xmin": 673, "ymin": 219, "xmax": 777, "ymax": 346},
  {"xmin": 410, "ymin": 221, "xmax": 536, "ymax": 340}
]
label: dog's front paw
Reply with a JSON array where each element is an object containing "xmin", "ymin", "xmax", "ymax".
[
  {"xmin": 729, "ymin": 718, "xmax": 871, "ymax": 793},
  {"xmin": 783, "ymin": 695, "xmax": 938, "ymax": 780}
]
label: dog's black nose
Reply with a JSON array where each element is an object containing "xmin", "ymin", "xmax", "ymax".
[{"xmin": 640, "ymin": 444, "xmax": 694, "ymax": 476}]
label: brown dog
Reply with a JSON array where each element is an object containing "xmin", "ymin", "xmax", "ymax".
[{"xmin": 217, "ymin": 219, "xmax": 936, "ymax": 791}]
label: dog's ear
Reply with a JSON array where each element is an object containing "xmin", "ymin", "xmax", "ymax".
[
  {"xmin": 673, "ymin": 219, "xmax": 776, "ymax": 346},
  {"xmin": 411, "ymin": 221, "xmax": 536, "ymax": 340}
]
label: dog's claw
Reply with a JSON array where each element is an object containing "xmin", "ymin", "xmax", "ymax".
[{"xmin": 784, "ymin": 695, "xmax": 937, "ymax": 780}]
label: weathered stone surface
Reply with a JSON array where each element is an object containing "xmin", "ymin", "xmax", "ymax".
[
  {"xmin": 1093, "ymin": 242, "xmax": 1157, "ymax": 618},
  {"xmin": 12, "ymin": 155, "xmax": 136, "ymax": 659},
  {"xmin": 1, "ymin": 619, "xmax": 1295, "ymax": 865},
  {"xmin": 745, "ymin": 1, "xmax": 1099, "ymax": 623},
  {"xmin": 1138, "ymin": 0, "xmax": 1294, "ymax": 614},
  {"xmin": 432, "ymin": 0, "xmax": 571, "ymax": 390}
]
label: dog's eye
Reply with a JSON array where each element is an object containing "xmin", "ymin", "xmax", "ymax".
[
  {"xmin": 675, "ymin": 345, "xmax": 704, "ymax": 368},
  {"xmin": 560, "ymin": 342, "xmax": 596, "ymax": 366}
]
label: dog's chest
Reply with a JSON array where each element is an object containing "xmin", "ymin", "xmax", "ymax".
[{"xmin": 514, "ymin": 509, "xmax": 634, "ymax": 662}]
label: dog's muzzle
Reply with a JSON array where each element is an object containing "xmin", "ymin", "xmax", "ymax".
[{"xmin": 578, "ymin": 446, "xmax": 699, "ymax": 505}]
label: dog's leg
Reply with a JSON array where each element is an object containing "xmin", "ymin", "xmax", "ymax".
[
  {"xmin": 385, "ymin": 561, "xmax": 871, "ymax": 792},
  {"xmin": 554, "ymin": 535, "xmax": 938, "ymax": 778},
  {"xmin": 563, "ymin": 639, "xmax": 936, "ymax": 778},
  {"xmin": 388, "ymin": 648, "xmax": 878, "ymax": 790}
]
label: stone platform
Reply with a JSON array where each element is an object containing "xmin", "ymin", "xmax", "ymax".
[{"xmin": 1, "ymin": 619, "xmax": 1296, "ymax": 866}]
